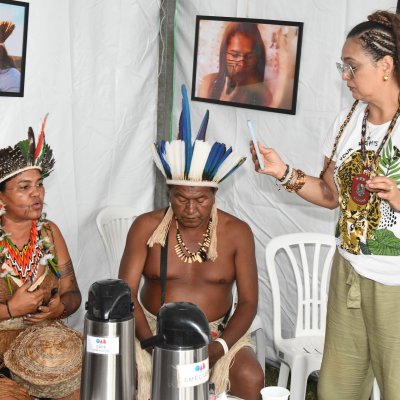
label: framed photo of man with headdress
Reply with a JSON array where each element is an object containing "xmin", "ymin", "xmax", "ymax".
[
  {"xmin": 192, "ymin": 16, "xmax": 303, "ymax": 115},
  {"xmin": 0, "ymin": 0, "xmax": 29, "ymax": 97}
]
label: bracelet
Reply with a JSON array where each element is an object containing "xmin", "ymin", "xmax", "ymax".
[
  {"xmin": 56, "ymin": 302, "xmax": 68, "ymax": 320},
  {"xmin": 214, "ymin": 337, "xmax": 229, "ymax": 355},
  {"xmin": 278, "ymin": 164, "xmax": 290, "ymax": 183},
  {"xmin": 283, "ymin": 169, "xmax": 307, "ymax": 193},
  {"xmin": 5, "ymin": 300, "xmax": 14, "ymax": 320},
  {"xmin": 280, "ymin": 165, "xmax": 293, "ymax": 185}
]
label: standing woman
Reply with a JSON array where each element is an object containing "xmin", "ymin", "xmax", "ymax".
[
  {"xmin": 0, "ymin": 116, "xmax": 82, "ymax": 399},
  {"xmin": 251, "ymin": 10, "xmax": 400, "ymax": 400}
]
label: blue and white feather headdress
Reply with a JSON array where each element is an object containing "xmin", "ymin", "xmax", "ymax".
[
  {"xmin": 147, "ymin": 85, "xmax": 246, "ymax": 261},
  {"xmin": 152, "ymin": 85, "xmax": 246, "ymax": 187}
]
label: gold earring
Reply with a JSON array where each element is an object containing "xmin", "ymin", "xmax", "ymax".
[{"xmin": 383, "ymin": 75, "xmax": 389, "ymax": 81}]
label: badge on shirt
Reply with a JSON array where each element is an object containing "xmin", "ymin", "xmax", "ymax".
[{"xmin": 351, "ymin": 173, "xmax": 370, "ymax": 205}]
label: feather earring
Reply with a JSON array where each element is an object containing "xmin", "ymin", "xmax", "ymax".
[
  {"xmin": 147, "ymin": 206, "xmax": 174, "ymax": 247},
  {"xmin": 207, "ymin": 203, "xmax": 218, "ymax": 262}
]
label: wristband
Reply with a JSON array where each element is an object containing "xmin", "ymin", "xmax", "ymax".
[
  {"xmin": 278, "ymin": 164, "xmax": 290, "ymax": 182},
  {"xmin": 56, "ymin": 302, "xmax": 68, "ymax": 320},
  {"xmin": 5, "ymin": 300, "xmax": 14, "ymax": 320},
  {"xmin": 279, "ymin": 165, "xmax": 293, "ymax": 185},
  {"xmin": 214, "ymin": 337, "xmax": 229, "ymax": 355}
]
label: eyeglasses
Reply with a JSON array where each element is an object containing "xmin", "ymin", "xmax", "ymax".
[
  {"xmin": 336, "ymin": 62, "xmax": 358, "ymax": 79},
  {"xmin": 6, "ymin": 182, "xmax": 45, "ymax": 193},
  {"xmin": 226, "ymin": 51, "xmax": 255, "ymax": 64}
]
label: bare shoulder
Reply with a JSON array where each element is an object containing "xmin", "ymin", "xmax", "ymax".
[
  {"xmin": 45, "ymin": 220, "xmax": 63, "ymax": 239},
  {"xmin": 128, "ymin": 208, "xmax": 167, "ymax": 239},
  {"xmin": 217, "ymin": 209, "xmax": 253, "ymax": 238}
]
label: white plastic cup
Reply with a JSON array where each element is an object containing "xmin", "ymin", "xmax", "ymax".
[{"xmin": 260, "ymin": 386, "xmax": 290, "ymax": 400}]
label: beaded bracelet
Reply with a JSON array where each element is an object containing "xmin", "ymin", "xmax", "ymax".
[
  {"xmin": 5, "ymin": 300, "xmax": 14, "ymax": 320},
  {"xmin": 278, "ymin": 164, "xmax": 290, "ymax": 182},
  {"xmin": 283, "ymin": 169, "xmax": 306, "ymax": 193},
  {"xmin": 280, "ymin": 165, "xmax": 293, "ymax": 185},
  {"xmin": 56, "ymin": 302, "xmax": 68, "ymax": 320}
]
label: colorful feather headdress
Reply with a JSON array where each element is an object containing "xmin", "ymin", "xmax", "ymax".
[
  {"xmin": 152, "ymin": 85, "xmax": 246, "ymax": 187},
  {"xmin": 147, "ymin": 85, "xmax": 246, "ymax": 261},
  {"xmin": 0, "ymin": 114, "xmax": 55, "ymax": 183}
]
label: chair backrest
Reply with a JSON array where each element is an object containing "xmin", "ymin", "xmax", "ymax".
[
  {"xmin": 266, "ymin": 232, "xmax": 336, "ymax": 341},
  {"xmin": 96, "ymin": 206, "xmax": 142, "ymax": 277}
]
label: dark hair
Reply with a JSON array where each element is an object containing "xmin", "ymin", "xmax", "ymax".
[
  {"xmin": 0, "ymin": 177, "xmax": 11, "ymax": 192},
  {"xmin": 210, "ymin": 22, "xmax": 266, "ymax": 98},
  {"xmin": 347, "ymin": 10, "xmax": 400, "ymax": 81}
]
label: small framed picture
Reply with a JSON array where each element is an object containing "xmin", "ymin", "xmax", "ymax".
[
  {"xmin": 0, "ymin": 0, "xmax": 29, "ymax": 97},
  {"xmin": 192, "ymin": 16, "xmax": 303, "ymax": 115}
]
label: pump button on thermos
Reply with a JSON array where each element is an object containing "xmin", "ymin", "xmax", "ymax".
[
  {"xmin": 81, "ymin": 279, "xmax": 135, "ymax": 400},
  {"xmin": 142, "ymin": 302, "xmax": 211, "ymax": 400}
]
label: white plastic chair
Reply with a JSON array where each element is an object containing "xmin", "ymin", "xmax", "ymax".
[
  {"xmin": 96, "ymin": 206, "xmax": 142, "ymax": 277},
  {"xmin": 265, "ymin": 232, "xmax": 336, "ymax": 400},
  {"xmin": 96, "ymin": 206, "xmax": 266, "ymax": 373},
  {"xmin": 231, "ymin": 283, "xmax": 266, "ymax": 374},
  {"xmin": 371, "ymin": 379, "xmax": 380, "ymax": 400}
]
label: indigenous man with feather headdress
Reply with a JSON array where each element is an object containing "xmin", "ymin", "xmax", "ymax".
[{"xmin": 119, "ymin": 85, "xmax": 264, "ymax": 400}]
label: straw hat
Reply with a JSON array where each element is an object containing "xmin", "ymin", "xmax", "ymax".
[{"xmin": 3, "ymin": 321, "xmax": 82, "ymax": 399}]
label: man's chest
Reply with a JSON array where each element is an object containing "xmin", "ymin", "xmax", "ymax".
[{"xmin": 143, "ymin": 247, "xmax": 236, "ymax": 284}]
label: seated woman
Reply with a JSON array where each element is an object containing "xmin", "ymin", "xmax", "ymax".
[{"xmin": 0, "ymin": 115, "xmax": 82, "ymax": 399}]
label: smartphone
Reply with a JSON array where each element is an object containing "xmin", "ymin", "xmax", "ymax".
[{"xmin": 247, "ymin": 120, "xmax": 265, "ymax": 170}]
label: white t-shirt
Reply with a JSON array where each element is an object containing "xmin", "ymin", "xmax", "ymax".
[
  {"xmin": 322, "ymin": 101, "xmax": 400, "ymax": 285},
  {"xmin": 0, "ymin": 67, "xmax": 21, "ymax": 93}
]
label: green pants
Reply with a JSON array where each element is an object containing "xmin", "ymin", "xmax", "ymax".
[{"xmin": 318, "ymin": 251, "xmax": 400, "ymax": 400}]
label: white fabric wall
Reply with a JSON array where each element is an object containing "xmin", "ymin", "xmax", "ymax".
[
  {"xmin": 0, "ymin": 0, "xmax": 398, "ymax": 364},
  {"xmin": 173, "ymin": 0, "xmax": 397, "ymax": 362},
  {"xmin": 0, "ymin": 0, "xmax": 160, "ymax": 328}
]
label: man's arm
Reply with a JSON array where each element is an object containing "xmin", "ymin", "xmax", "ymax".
[
  {"xmin": 119, "ymin": 213, "xmax": 155, "ymax": 343},
  {"xmin": 208, "ymin": 220, "xmax": 258, "ymax": 366}
]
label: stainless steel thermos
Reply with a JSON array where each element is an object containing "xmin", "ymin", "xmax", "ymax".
[
  {"xmin": 141, "ymin": 302, "xmax": 210, "ymax": 400},
  {"xmin": 81, "ymin": 279, "xmax": 135, "ymax": 400}
]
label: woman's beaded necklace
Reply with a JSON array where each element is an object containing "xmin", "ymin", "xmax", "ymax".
[
  {"xmin": 3, "ymin": 221, "xmax": 42, "ymax": 281},
  {"xmin": 174, "ymin": 218, "xmax": 211, "ymax": 263},
  {"xmin": 0, "ymin": 213, "xmax": 59, "ymax": 293},
  {"xmin": 351, "ymin": 106, "xmax": 400, "ymax": 205}
]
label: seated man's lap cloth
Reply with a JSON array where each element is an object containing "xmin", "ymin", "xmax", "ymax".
[{"xmin": 135, "ymin": 307, "xmax": 254, "ymax": 400}]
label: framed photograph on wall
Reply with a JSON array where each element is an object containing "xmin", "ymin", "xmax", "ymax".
[
  {"xmin": 0, "ymin": 0, "xmax": 29, "ymax": 97},
  {"xmin": 192, "ymin": 16, "xmax": 303, "ymax": 114}
]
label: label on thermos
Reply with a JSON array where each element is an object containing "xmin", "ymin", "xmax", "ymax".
[
  {"xmin": 86, "ymin": 335, "xmax": 119, "ymax": 354},
  {"xmin": 176, "ymin": 359, "xmax": 209, "ymax": 388}
]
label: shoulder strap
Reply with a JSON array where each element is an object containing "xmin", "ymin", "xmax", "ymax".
[
  {"xmin": 160, "ymin": 208, "xmax": 170, "ymax": 306},
  {"xmin": 320, "ymin": 100, "xmax": 359, "ymax": 179},
  {"xmin": 160, "ymin": 234, "xmax": 168, "ymax": 306}
]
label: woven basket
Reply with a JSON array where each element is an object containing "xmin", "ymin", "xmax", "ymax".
[
  {"xmin": 4, "ymin": 320, "xmax": 83, "ymax": 399},
  {"xmin": 0, "ymin": 374, "xmax": 31, "ymax": 400}
]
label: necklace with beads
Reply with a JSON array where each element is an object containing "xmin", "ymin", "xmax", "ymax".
[
  {"xmin": 3, "ymin": 221, "xmax": 42, "ymax": 281},
  {"xmin": 174, "ymin": 218, "xmax": 211, "ymax": 263},
  {"xmin": 0, "ymin": 214, "xmax": 59, "ymax": 293},
  {"xmin": 351, "ymin": 106, "xmax": 400, "ymax": 205}
]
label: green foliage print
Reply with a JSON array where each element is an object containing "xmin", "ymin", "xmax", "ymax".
[
  {"xmin": 378, "ymin": 137, "xmax": 400, "ymax": 183},
  {"xmin": 335, "ymin": 222, "xmax": 340, "ymax": 238},
  {"xmin": 365, "ymin": 228, "xmax": 400, "ymax": 255}
]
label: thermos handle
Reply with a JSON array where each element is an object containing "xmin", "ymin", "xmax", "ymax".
[{"xmin": 140, "ymin": 334, "xmax": 166, "ymax": 349}]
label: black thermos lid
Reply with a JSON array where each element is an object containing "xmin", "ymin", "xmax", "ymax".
[
  {"xmin": 85, "ymin": 279, "xmax": 133, "ymax": 322},
  {"xmin": 156, "ymin": 302, "xmax": 211, "ymax": 349}
]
